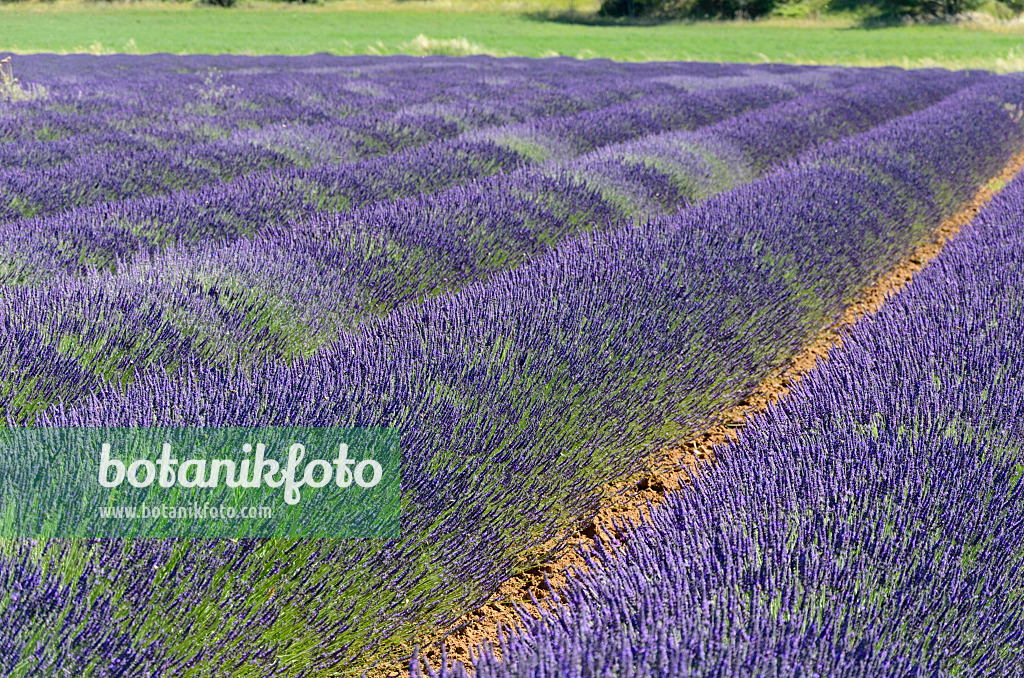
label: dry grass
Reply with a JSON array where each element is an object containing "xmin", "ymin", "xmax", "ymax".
[
  {"xmin": 768, "ymin": 47, "xmax": 1024, "ymax": 73},
  {"xmin": 0, "ymin": 56, "xmax": 48, "ymax": 103},
  {"xmin": 389, "ymin": 34, "xmax": 499, "ymax": 56}
]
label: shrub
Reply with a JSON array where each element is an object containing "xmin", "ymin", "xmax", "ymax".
[
  {"xmin": 874, "ymin": 0, "xmax": 984, "ymax": 16},
  {"xmin": 599, "ymin": 0, "xmax": 777, "ymax": 19}
]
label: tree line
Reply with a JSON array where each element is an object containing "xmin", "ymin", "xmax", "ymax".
[{"xmin": 599, "ymin": 0, "xmax": 1022, "ymax": 19}]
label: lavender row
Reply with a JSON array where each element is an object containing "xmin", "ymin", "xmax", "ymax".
[
  {"xmin": 0, "ymin": 86, "xmax": 648, "ymax": 220},
  {"xmin": 5, "ymin": 57, "xmax": 928, "ymax": 251},
  {"xmin": 433, "ymin": 149, "xmax": 1024, "ymax": 678},
  {"xmin": 0, "ymin": 75, "xmax": 807, "ymax": 245},
  {"xmin": 555, "ymin": 68, "xmax": 980, "ymax": 219},
  {"xmin": 0, "ymin": 64, "xmax": 663, "ymax": 220},
  {"xmin": 13, "ymin": 76, "xmax": 1024, "ymax": 675},
  {"xmin": 0, "ymin": 67, "xmax": 977, "ymax": 397},
  {"xmin": 271, "ymin": 68, "xmax": 976, "ymax": 317},
  {"xmin": 165, "ymin": 68, "xmax": 978, "ymax": 338},
  {"xmin": 0, "ymin": 56, "xmax": 575, "ymax": 217},
  {"xmin": 4, "ymin": 53, "xmax": 724, "ymax": 146},
  {"xmin": 0, "ymin": 69, "xmax": 972, "ymax": 292},
  {"xmin": 1, "ymin": 55, "xmax": 861, "ymax": 221}
]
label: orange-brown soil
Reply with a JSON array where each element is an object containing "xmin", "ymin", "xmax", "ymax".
[{"xmin": 377, "ymin": 149, "xmax": 1024, "ymax": 677}]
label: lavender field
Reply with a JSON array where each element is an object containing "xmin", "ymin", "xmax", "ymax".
[{"xmin": 1, "ymin": 54, "xmax": 1023, "ymax": 676}]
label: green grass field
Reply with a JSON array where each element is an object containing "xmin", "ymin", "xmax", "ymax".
[{"xmin": 1, "ymin": 1, "xmax": 1023, "ymax": 70}]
